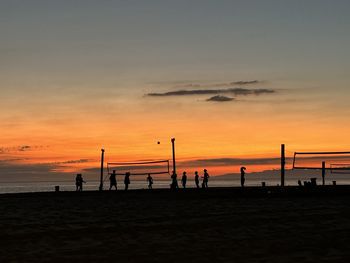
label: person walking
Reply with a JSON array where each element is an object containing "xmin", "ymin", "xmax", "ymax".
[
  {"xmin": 124, "ymin": 172, "xmax": 131, "ymax": 191},
  {"xmin": 202, "ymin": 169, "xmax": 210, "ymax": 188},
  {"xmin": 109, "ymin": 170, "xmax": 117, "ymax": 190},
  {"xmin": 75, "ymin": 174, "xmax": 85, "ymax": 191},
  {"xmin": 240, "ymin": 167, "xmax": 246, "ymax": 187},
  {"xmin": 170, "ymin": 171, "xmax": 178, "ymax": 189},
  {"xmin": 147, "ymin": 174, "xmax": 153, "ymax": 189},
  {"xmin": 181, "ymin": 171, "xmax": 187, "ymax": 188},
  {"xmin": 194, "ymin": 171, "xmax": 200, "ymax": 188}
]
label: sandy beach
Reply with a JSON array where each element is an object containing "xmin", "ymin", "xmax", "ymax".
[{"xmin": 1, "ymin": 186, "xmax": 350, "ymax": 262}]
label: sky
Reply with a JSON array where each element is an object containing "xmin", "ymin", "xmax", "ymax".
[{"xmin": 1, "ymin": 0, "xmax": 350, "ymax": 181}]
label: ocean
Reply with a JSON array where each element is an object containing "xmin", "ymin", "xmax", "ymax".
[{"xmin": 1, "ymin": 173, "xmax": 349, "ymax": 194}]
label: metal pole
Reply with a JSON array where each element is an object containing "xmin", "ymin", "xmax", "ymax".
[
  {"xmin": 322, "ymin": 161, "xmax": 326, "ymax": 186},
  {"xmin": 171, "ymin": 138, "xmax": 176, "ymax": 174},
  {"xmin": 99, "ymin": 149, "xmax": 105, "ymax": 191},
  {"xmin": 281, "ymin": 144, "xmax": 285, "ymax": 187}
]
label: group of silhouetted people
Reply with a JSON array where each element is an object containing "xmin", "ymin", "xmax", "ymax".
[
  {"xmin": 171, "ymin": 169, "xmax": 210, "ymax": 189},
  {"xmin": 108, "ymin": 170, "xmax": 132, "ymax": 191},
  {"xmin": 75, "ymin": 167, "xmax": 247, "ymax": 191},
  {"xmin": 108, "ymin": 170, "xmax": 153, "ymax": 190},
  {"xmin": 75, "ymin": 173, "xmax": 85, "ymax": 191}
]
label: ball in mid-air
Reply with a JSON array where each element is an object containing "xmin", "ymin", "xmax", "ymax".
[{"xmin": 157, "ymin": 141, "xmax": 160, "ymax": 144}]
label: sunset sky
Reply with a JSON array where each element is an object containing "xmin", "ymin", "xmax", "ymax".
[{"xmin": 1, "ymin": 0, "xmax": 350, "ymax": 180}]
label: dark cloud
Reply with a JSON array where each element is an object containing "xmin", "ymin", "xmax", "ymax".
[
  {"xmin": 232, "ymin": 80, "xmax": 259, "ymax": 85},
  {"xmin": 0, "ymin": 159, "xmax": 94, "ymax": 181},
  {"xmin": 147, "ymin": 88, "xmax": 275, "ymax": 97},
  {"xmin": 175, "ymin": 80, "xmax": 261, "ymax": 88},
  {"xmin": 180, "ymin": 157, "xmax": 289, "ymax": 167},
  {"xmin": 206, "ymin": 95, "xmax": 234, "ymax": 102},
  {"xmin": 18, "ymin": 145, "xmax": 31, "ymax": 151},
  {"xmin": 50, "ymin": 159, "xmax": 91, "ymax": 165},
  {"xmin": 0, "ymin": 162, "xmax": 59, "ymax": 180},
  {"xmin": 0, "ymin": 145, "xmax": 47, "ymax": 154},
  {"xmin": 0, "ymin": 158, "xmax": 26, "ymax": 163},
  {"xmin": 180, "ymin": 155, "xmax": 350, "ymax": 168}
]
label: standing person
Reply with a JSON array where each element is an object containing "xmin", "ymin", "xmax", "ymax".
[
  {"xmin": 202, "ymin": 169, "xmax": 210, "ymax": 188},
  {"xmin": 240, "ymin": 167, "xmax": 246, "ymax": 187},
  {"xmin": 75, "ymin": 174, "xmax": 85, "ymax": 191},
  {"xmin": 75, "ymin": 174, "xmax": 81, "ymax": 191},
  {"xmin": 181, "ymin": 171, "xmax": 187, "ymax": 188},
  {"xmin": 170, "ymin": 171, "xmax": 178, "ymax": 189},
  {"xmin": 194, "ymin": 171, "xmax": 200, "ymax": 188},
  {"xmin": 109, "ymin": 170, "xmax": 117, "ymax": 190},
  {"xmin": 147, "ymin": 174, "xmax": 153, "ymax": 189},
  {"xmin": 124, "ymin": 172, "xmax": 131, "ymax": 191}
]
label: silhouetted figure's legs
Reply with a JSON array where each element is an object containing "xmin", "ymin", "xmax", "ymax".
[
  {"xmin": 147, "ymin": 174, "xmax": 153, "ymax": 190},
  {"xmin": 241, "ymin": 177, "xmax": 245, "ymax": 187},
  {"xmin": 110, "ymin": 184, "xmax": 117, "ymax": 190},
  {"xmin": 124, "ymin": 172, "xmax": 130, "ymax": 191},
  {"xmin": 195, "ymin": 171, "xmax": 200, "ymax": 188},
  {"xmin": 240, "ymin": 167, "xmax": 246, "ymax": 188}
]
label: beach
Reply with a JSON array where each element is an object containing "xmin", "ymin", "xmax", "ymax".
[{"xmin": 1, "ymin": 187, "xmax": 350, "ymax": 262}]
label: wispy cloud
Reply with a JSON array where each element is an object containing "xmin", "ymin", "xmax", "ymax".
[
  {"xmin": 147, "ymin": 88, "xmax": 275, "ymax": 97},
  {"xmin": 206, "ymin": 95, "xmax": 234, "ymax": 102},
  {"xmin": 0, "ymin": 158, "xmax": 26, "ymax": 163},
  {"xmin": 0, "ymin": 145, "xmax": 47, "ymax": 154},
  {"xmin": 0, "ymin": 162, "xmax": 59, "ymax": 179},
  {"xmin": 176, "ymin": 80, "xmax": 262, "ymax": 88},
  {"xmin": 180, "ymin": 155, "xmax": 350, "ymax": 168},
  {"xmin": 180, "ymin": 157, "xmax": 288, "ymax": 167},
  {"xmin": 232, "ymin": 80, "xmax": 260, "ymax": 85},
  {"xmin": 0, "ymin": 159, "xmax": 94, "ymax": 181},
  {"xmin": 50, "ymin": 159, "xmax": 91, "ymax": 165}
]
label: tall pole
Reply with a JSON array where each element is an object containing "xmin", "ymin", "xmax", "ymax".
[
  {"xmin": 322, "ymin": 161, "xmax": 326, "ymax": 186},
  {"xmin": 99, "ymin": 148, "xmax": 105, "ymax": 191},
  {"xmin": 171, "ymin": 138, "xmax": 176, "ymax": 175},
  {"xmin": 281, "ymin": 144, "xmax": 285, "ymax": 187}
]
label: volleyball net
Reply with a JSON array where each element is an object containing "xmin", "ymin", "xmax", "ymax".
[
  {"xmin": 106, "ymin": 160, "xmax": 170, "ymax": 176},
  {"xmin": 293, "ymin": 151, "xmax": 350, "ymax": 171}
]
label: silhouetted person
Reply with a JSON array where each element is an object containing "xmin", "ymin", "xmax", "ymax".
[
  {"xmin": 240, "ymin": 167, "xmax": 246, "ymax": 187},
  {"xmin": 147, "ymin": 174, "xmax": 153, "ymax": 189},
  {"xmin": 170, "ymin": 171, "xmax": 178, "ymax": 189},
  {"xmin": 194, "ymin": 171, "xmax": 200, "ymax": 188},
  {"xmin": 75, "ymin": 173, "xmax": 85, "ymax": 191},
  {"xmin": 109, "ymin": 170, "xmax": 117, "ymax": 190},
  {"xmin": 298, "ymin": 180, "xmax": 302, "ymax": 187},
  {"xmin": 124, "ymin": 172, "xmax": 131, "ymax": 190},
  {"xmin": 181, "ymin": 171, "xmax": 187, "ymax": 188},
  {"xmin": 202, "ymin": 169, "xmax": 209, "ymax": 188}
]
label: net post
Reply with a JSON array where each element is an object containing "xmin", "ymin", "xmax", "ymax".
[
  {"xmin": 281, "ymin": 144, "xmax": 285, "ymax": 187},
  {"xmin": 171, "ymin": 138, "xmax": 176, "ymax": 175},
  {"xmin": 322, "ymin": 161, "xmax": 326, "ymax": 186},
  {"xmin": 99, "ymin": 149, "xmax": 105, "ymax": 191}
]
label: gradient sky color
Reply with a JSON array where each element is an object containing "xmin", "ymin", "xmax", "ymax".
[{"xmin": 1, "ymin": 0, "xmax": 350, "ymax": 180}]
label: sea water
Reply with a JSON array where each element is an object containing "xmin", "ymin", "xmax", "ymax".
[{"xmin": 0, "ymin": 174, "xmax": 349, "ymax": 194}]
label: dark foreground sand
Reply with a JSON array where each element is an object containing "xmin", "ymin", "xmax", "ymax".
[{"xmin": 1, "ymin": 186, "xmax": 350, "ymax": 262}]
